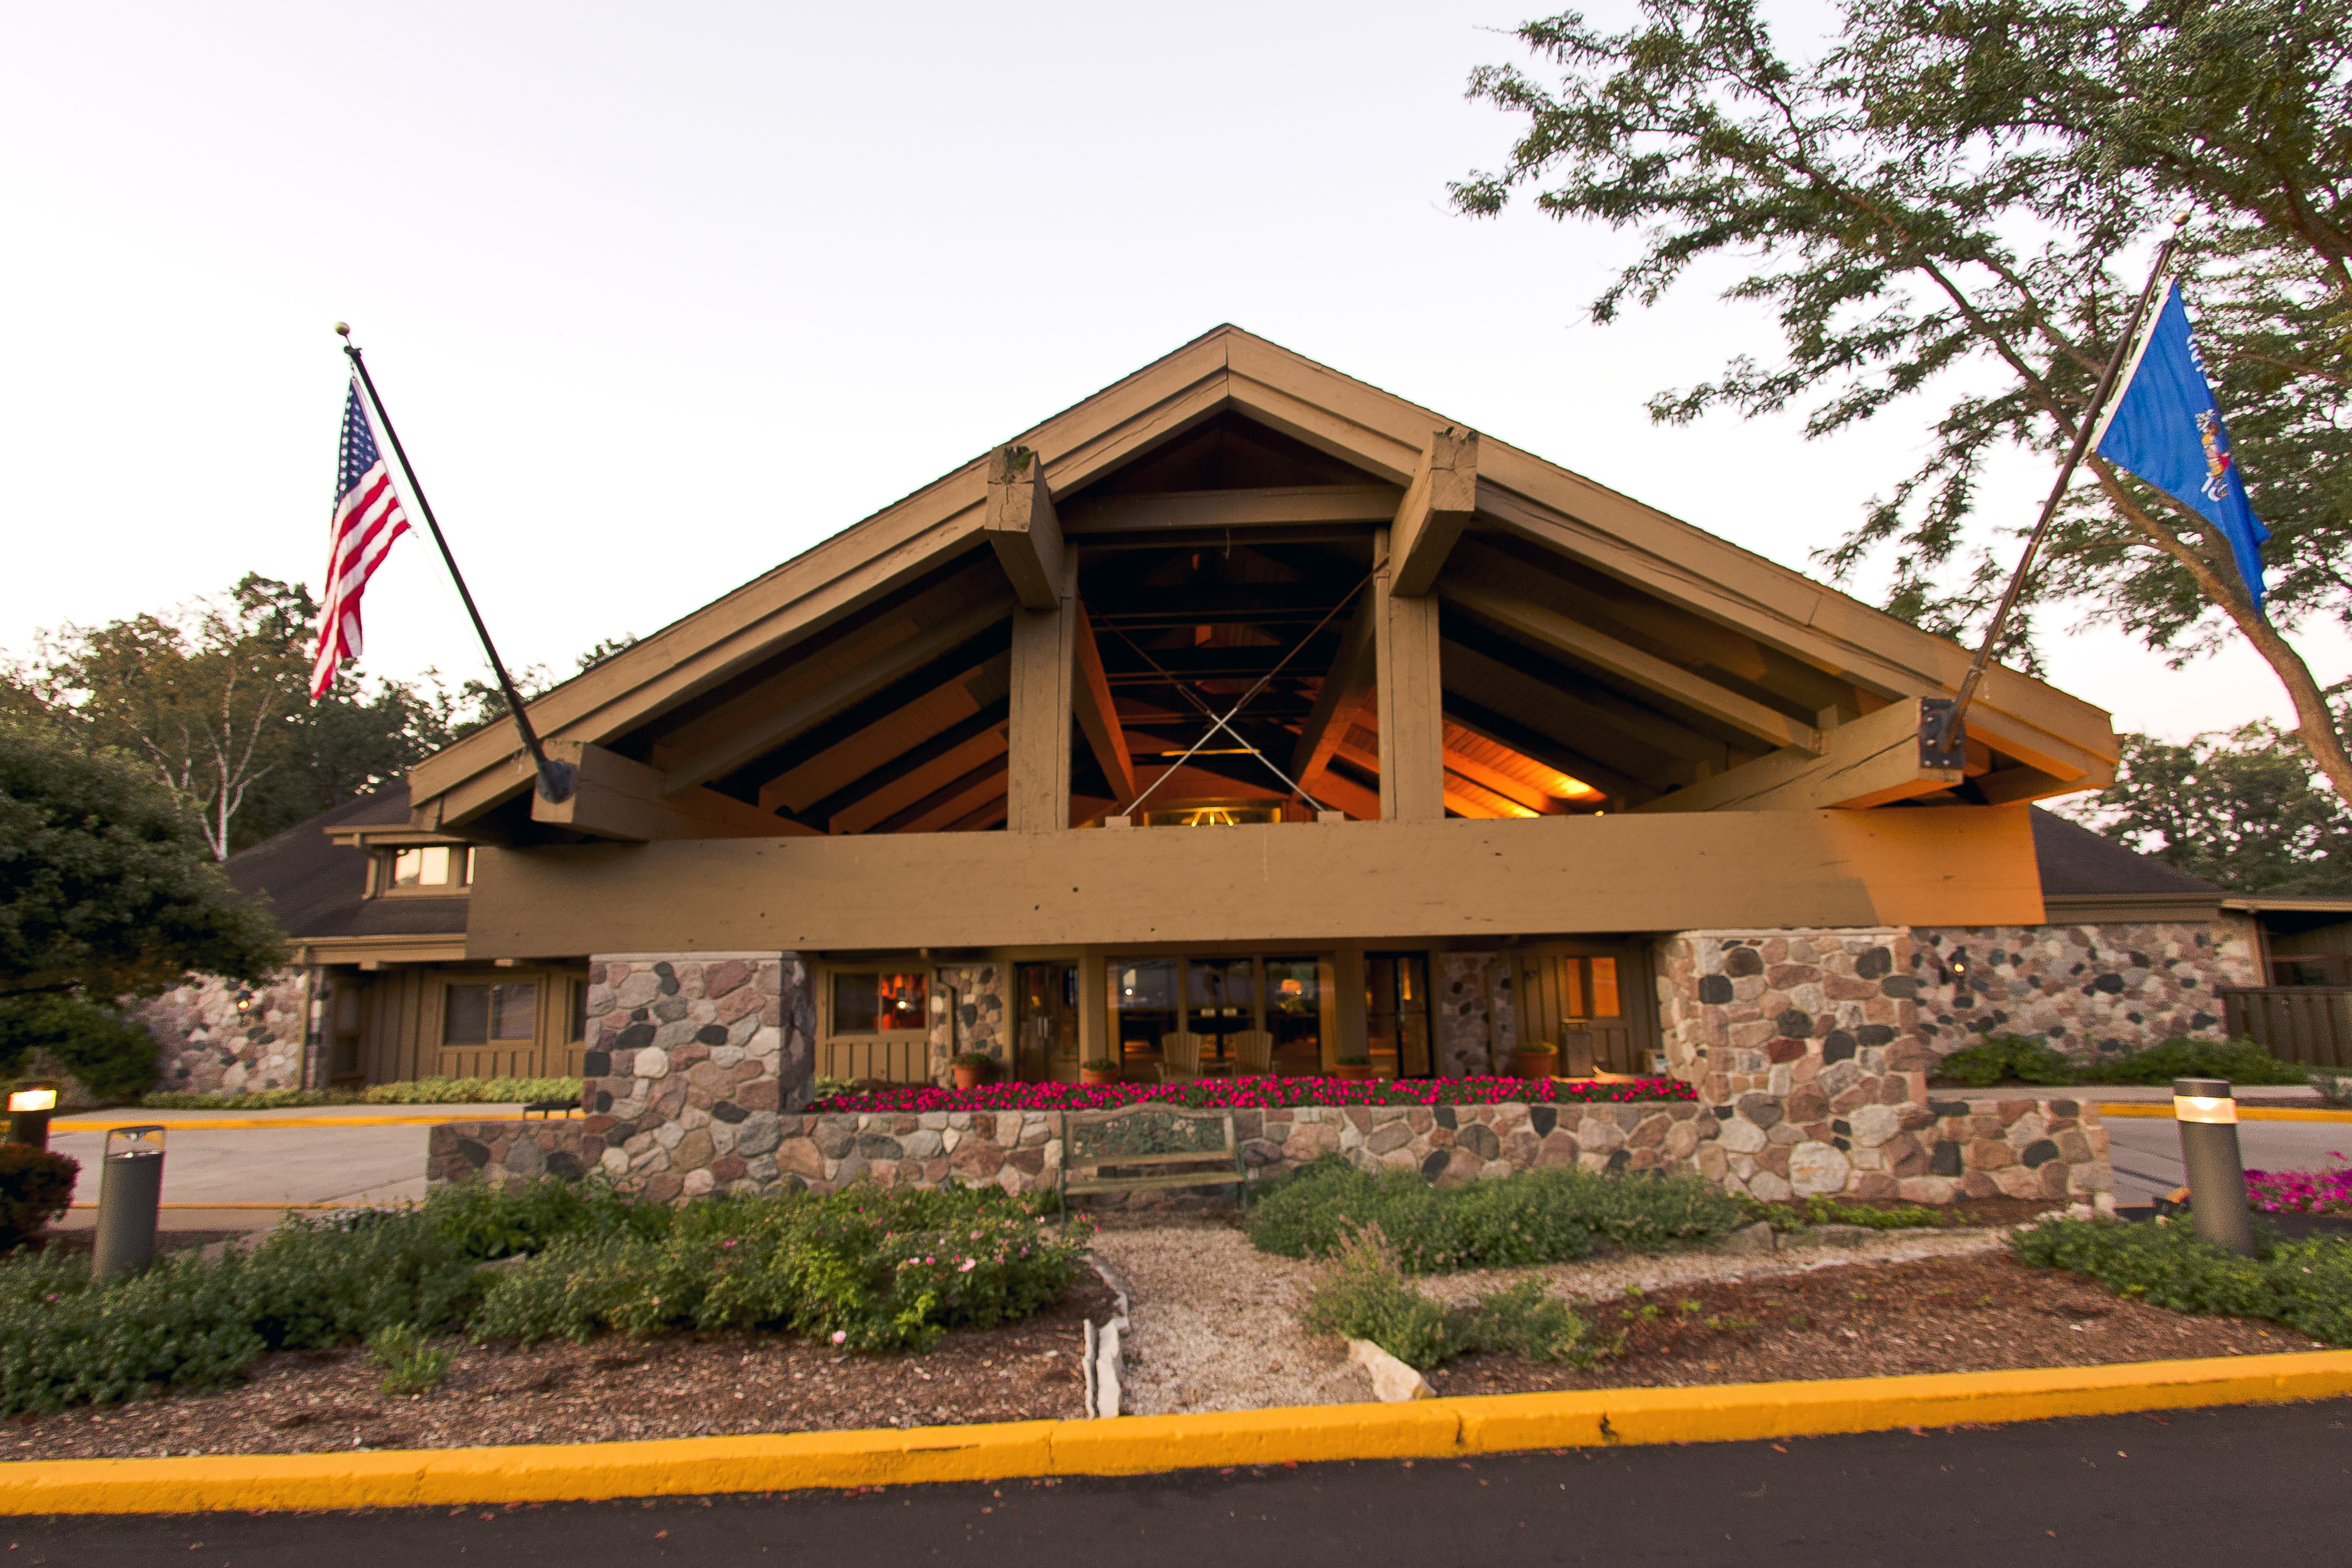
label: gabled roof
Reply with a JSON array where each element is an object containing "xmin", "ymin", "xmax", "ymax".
[
  {"xmin": 405, "ymin": 325, "xmax": 2117, "ymax": 833},
  {"xmin": 224, "ymin": 785, "xmax": 468, "ymax": 943}
]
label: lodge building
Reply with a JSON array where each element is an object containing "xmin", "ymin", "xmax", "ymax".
[{"xmin": 141, "ymin": 328, "xmax": 2351, "ymax": 1114}]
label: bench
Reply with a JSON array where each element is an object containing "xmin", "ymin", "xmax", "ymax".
[{"xmin": 1058, "ymin": 1103, "xmax": 1250, "ymax": 1219}]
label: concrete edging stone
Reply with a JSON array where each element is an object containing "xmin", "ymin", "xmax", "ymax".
[{"xmin": 5, "ymin": 1351, "xmax": 2349, "ymax": 1515}]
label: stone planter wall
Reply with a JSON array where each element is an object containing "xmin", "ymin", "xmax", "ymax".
[
  {"xmin": 139, "ymin": 968, "xmax": 314, "ymax": 1098},
  {"xmin": 429, "ymin": 1092, "xmax": 2107, "ymax": 1209},
  {"xmin": 577, "ymin": 952, "xmax": 816, "ymax": 1202},
  {"xmin": 1908, "ymin": 917, "xmax": 2262, "ymax": 1062}
]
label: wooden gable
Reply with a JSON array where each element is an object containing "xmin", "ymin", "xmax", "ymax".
[{"xmin": 404, "ymin": 326, "xmax": 2117, "ymax": 847}]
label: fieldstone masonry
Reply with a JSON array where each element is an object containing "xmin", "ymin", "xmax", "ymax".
[
  {"xmin": 140, "ymin": 968, "xmax": 314, "ymax": 1098},
  {"xmin": 928, "ymin": 963, "xmax": 1007, "ymax": 1082},
  {"xmin": 577, "ymin": 952, "xmax": 815, "ymax": 1202},
  {"xmin": 1908, "ymin": 917, "xmax": 2261, "ymax": 1060}
]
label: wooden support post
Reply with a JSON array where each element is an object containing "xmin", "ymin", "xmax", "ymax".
[
  {"xmin": 1333, "ymin": 947, "xmax": 1370, "ymax": 1069},
  {"xmin": 1389, "ymin": 427, "xmax": 1478, "ymax": 597},
  {"xmin": 1006, "ymin": 563, "xmax": 1076, "ymax": 833},
  {"xmin": 1078, "ymin": 951, "xmax": 1108, "ymax": 1069},
  {"xmin": 1374, "ymin": 527, "xmax": 1446, "ymax": 821},
  {"xmin": 984, "ymin": 446, "xmax": 1066, "ymax": 611}
]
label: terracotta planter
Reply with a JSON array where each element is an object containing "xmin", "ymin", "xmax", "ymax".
[
  {"xmin": 1332, "ymin": 1063, "xmax": 1375, "ymax": 1081},
  {"xmin": 953, "ymin": 1063, "xmax": 989, "ymax": 1090},
  {"xmin": 1080, "ymin": 1067, "xmax": 1120, "ymax": 1086},
  {"xmin": 1511, "ymin": 1049, "xmax": 1560, "ymax": 1081}
]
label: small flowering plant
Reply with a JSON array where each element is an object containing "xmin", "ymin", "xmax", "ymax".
[
  {"xmin": 810, "ymin": 1073, "xmax": 1693, "ymax": 1115},
  {"xmin": 2246, "ymin": 1152, "xmax": 2352, "ymax": 1215}
]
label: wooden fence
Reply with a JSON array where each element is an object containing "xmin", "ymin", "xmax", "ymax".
[{"xmin": 2220, "ymin": 987, "xmax": 2352, "ymax": 1071}]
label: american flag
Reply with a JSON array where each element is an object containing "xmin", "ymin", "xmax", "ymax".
[{"xmin": 311, "ymin": 379, "xmax": 412, "ymax": 698}]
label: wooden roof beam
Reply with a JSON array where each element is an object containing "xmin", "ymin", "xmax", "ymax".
[
  {"xmin": 658, "ymin": 592, "xmax": 1016, "ymax": 793},
  {"xmin": 1073, "ymin": 604, "xmax": 1136, "ymax": 805},
  {"xmin": 530, "ymin": 742, "xmax": 819, "ymax": 842},
  {"xmin": 1289, "ymin": 585, "xmax": 1378, "ymax": 795},
  {"xmin": 1058, "ymin": 484, "xmax": 1398, "ymax": 535},
  {"xmin": 1440, "ymin": 696, "xmax": 1654, "ymax": 808},
  {"xmin": 1439, "ymin": 580, "xmax": 1824, "ymax": 756},
  {"xmin": 1389, "ymin": 427, "xmax": 1478, "ymax": 597},
  {"xmin": 1632, "ymin": 698, "xmax": 1960, "ymax": 814},
  {"xmin": 984, "ymin": 446, "xmax": 1065, "ymax": 612}
]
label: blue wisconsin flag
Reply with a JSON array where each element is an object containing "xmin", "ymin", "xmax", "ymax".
[{"xmin": 2091, "ymin": 282, "xmax": 2270, "ymax": 612}]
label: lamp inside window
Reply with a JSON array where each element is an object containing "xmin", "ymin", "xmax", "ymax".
[{"xmin": 833, "ymin": 971, "xmax": 928, "ymax": 1033}]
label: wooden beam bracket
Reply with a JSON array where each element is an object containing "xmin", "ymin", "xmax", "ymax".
[
  {"xmin": 1630, "ymin": 698, "xmax": 1961, "ymax": 814},
  {"xmin": 984, "ymin": 446, "xmax": 1066, "ymax": 611},
  {"xmin": 1390, "ymin": 427, "xmax": 1478, "ymax": 597}
]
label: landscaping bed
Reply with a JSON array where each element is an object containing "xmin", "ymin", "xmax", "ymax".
[
  {"xmin": 1420, "ymin": 1252, "xmax": 2318, "ymax": 1398},
  {"xmin": 808, "ymin": 1074, "xmax": 1693, "ymax": 1115},
  {"xmin": 2, "ymin": 1276, "xmax": 1115, "ymax": 1461}
]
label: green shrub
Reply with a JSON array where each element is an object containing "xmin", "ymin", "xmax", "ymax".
[
  {"xmin": 141, "ymin": 1076, "xmax": 584, "ymax": 1111},
  {"xmin": 469, "ymin": 1185, "xmax": 1090, "ymax": 1352},
  {"xmin": 0, "ymin": 995, "xmax": 161, "ymax": 1102},
  {"xmin": 1934, "ymin": 1033, "xmax": 2082, "ymax": 1087},
  {"xmin": 1248, "ymin": 1156, "xmax": 1745, "ymax": 1274},
  {"xmin": 368, "ymin": 1322, "xmax": 453, "ymax": 1396},
  {"xmin": 1301, "ymin": 1225, "xmax": 1612, "ymax": 1371},
  {"xmin": 2311, "ymin": 1071, "xmax": 2352, "ymax": 1108},
  {"xmin": 1739, "ymin": 1193, "xmax": 1964, "ymax": 1232},
  {"xmin": 2095, "ymin": 1038, "xmax": 2309, "ymax": 1087},
  {"xmin": 424, "ymin": 1174, "xmax": 663, "ymax": 1261},
  {"xmin": 0, "ymin": 1145, "xmax": 80, "ymax": 1250},
  {"xmin": 2009, "ymin": 1216, "xmax": 2352, "ymax": 1346}
]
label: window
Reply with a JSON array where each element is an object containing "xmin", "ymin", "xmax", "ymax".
[
  {"xmin": 1111, "ymin": 958, "xmax": 1179, "ymax": 1068},
  {"xmin": 383, "ymin": 845, "xmax": 473, "ymax": 892},
  {"xmin": 444, "ymin": 982, "xmax": 536, "ymax": 1045},
  {"xmin": 832, "ymin": 971, "xmax": 928, "ymax": 1034}
]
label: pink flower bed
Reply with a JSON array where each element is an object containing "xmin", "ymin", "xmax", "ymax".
[
  {"xmin": 2247, "ymin": 1152, "xmax": 2352, "ymax": 1214},
  {"xmin": 807, "ymin": 1074, "xmax": 1694, "ymax": 1115}
]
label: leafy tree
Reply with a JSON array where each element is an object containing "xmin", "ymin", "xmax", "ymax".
[
  {"xmin": 1453, "ymin": 0, "xmax": 2352, "ymax": 799},
  {"xmin": 0, "ymin": 726, "xmax": 282, "ymax": 1004},
  {"xmin": 2059, "ymin": 722, "xmax": 2352, "ymax": 892}
]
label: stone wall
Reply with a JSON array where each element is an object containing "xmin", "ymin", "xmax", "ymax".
[
  {"xmin": 429, "ymin": 1092, "xmax": 2107, "ymax": 1209},
  {"xmin": 577, "ymin": 952, "xmax": 816, "ymax": 1202},
  {"xmin": 929, "ymin": 963, "xmax": 1007, "ymax": 1084},
  {"xmin": 1436, "ymin": 954, "xmax": 1514, "ymax": 1077},
  {"xmin": 139, "ymin": 968, "xmax": 314, "ymax": 1098},
  {"xmin": 1908, "ymin": 916, "xmax": 2261, "ymax": 1062}
]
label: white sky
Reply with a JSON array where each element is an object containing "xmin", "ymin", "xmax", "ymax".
[{"xmin": 1, "ymin": 0, "xmax": 2340, "ymax": 750}]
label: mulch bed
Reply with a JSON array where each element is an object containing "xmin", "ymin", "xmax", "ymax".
[
  {"xmin": 1424, "ymin": 1252, "xmax": 2324, "ymax": 1398},
  {"xmin": 4, "ymin": 1277, "xmax": 1118, "ymax": 1461}
]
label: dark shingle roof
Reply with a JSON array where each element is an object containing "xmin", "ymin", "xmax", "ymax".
[
  {"xmin": 2028, "ymin": 806, "xmax": 2218, "ymax": 898},
  {"xmin": 224, "ymin": 785, "xmax": 467, "ymax": 942}
]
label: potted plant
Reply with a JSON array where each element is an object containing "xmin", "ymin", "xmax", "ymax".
[
  {"xmin": 1332, "ymin": 1054, "xmax": 1375, "ymax": 1081},
  {"xmin": 1511, "ymin": 1041, "xmax": 1560, "ymax": 1080},
  {"xmin": 951, "ymin": 1051, "xmax": 995, "ymax": 1090},
  {"xmin": 1080, "ymin": 1056, "xmax": 1121, "ymax": 1086}
]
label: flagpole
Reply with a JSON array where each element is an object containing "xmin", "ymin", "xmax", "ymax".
[
  {"xmin": 1931, "ymin": 212, "xmax": 2190, "ymax": 756},
  {"xmin": 333, "ymin": 324, "xmax": 575, "ymax": 804}
]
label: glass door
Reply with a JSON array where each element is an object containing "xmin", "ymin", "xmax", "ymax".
[
  {"xmin": 1367, "ymin": 953, "xmax": 1432, "ymax": 1078},
  {"xmin": 1015, "ymin": 963, "xmax": 1079, "ymax": 1081},
  {"xmin": 1517, "ymin": 947, "xmax": 1645, "ymax": 1075},
  {"xmin": 1110, "ymin": 958, "xmax": 1179, "ymax": 1078},
  {"xmin": 1185, "ymin": 958, "xmax": 1256, "ymax": 1070},
  {"xmin": 1263, "ymin": 956, "xmax": 1323, "ymax": 1075}
]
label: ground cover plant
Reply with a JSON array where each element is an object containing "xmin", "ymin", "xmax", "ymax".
[
  {"xmin": 1737, "ymin": 1193, "xmax": 1967, "ymax": 1232},
  {"xmin": 1247, "ymin": 1155, "xmax": 1746, "ymax": 1273},
  {"xmin": 0, "ymin": 1178, "xmax": 1086, "ymax": 1418},
  {"xmin": 2009, "ymin": 1215, "xmax": 2352, "ymax": 1346},
  {"xmin": 811, "ymin": 1074, "xmax": 1693, "ymax": 1115},
  {"xmin": 1933, "ymin": 1033, "xmax": 2307, "ymax": 1088},
  {"xmin": 139, "ymin": 1076, "xmax": 584, "ymax": 1110},
  {"xmin": 1301, "ymin": 1224, "xmax": 1616, "ymax": 1372}
]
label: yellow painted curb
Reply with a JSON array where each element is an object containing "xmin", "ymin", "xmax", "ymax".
[
  {"xmin": 5, "ymin": 1351, "xmax": 2349, "ymax": 1515},
  {"xmin": 51, "ymin": 1112, "xmax": 575, "ymax": 1133},
  {"xmin": 2097, "ymin": 1103, "xmax": 2352, "ymax": 1122}
]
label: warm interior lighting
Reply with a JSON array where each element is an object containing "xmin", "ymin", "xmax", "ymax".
[
  {"xmin": 1551, "ymin": 775, "xmax": 1598, "ymax": 798},
  {"xmin": 2174, "ymin": 1094, "xmax": 2237, "ymax": 1125},
  {"xmin": 9, "ymin": 1088, "xmax": 57, "ymax": 1113}
]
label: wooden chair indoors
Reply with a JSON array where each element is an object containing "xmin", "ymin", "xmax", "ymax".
[
  {"xmin": 1228, "ymin": 1029, "xmax": 1274, "ymax": 1077},
  {"xmin": 1158, "ymin": 1031, "xmax": 1204, "ymax": 1081}
]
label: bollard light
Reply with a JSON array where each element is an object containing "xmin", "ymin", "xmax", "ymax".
[
  {"xmin": 7, "ymin": 1080, "xmax": 58, "ymax": 1150},
  {"xmin": 2173, "ymin": 1077, "xmax": 2255, "ymax": 1256},
  {"xmin": 92, "ymin": 1124, "xmax": 167, "ymax": 1282}
]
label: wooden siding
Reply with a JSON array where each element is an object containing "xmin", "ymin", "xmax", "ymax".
[{"xmin": 2222, "ymin": 987, "xmax": 2352, "ymax": 1071}]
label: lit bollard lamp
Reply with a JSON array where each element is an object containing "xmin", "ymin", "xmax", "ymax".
[
  {"xmin": 92, "ymin": 1124, "xmax": 167, "ymax": 1283},
  {"xmin": 7, "ymin": 1080, "xmax": 58, "ymax": 1149},
  {"xmin": 2174, "ymin": 1077, "xmax": 2255, "ymax": 1256}
]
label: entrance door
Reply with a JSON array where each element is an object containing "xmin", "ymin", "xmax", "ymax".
[
  {"xmin": 1515, "ymin": 945, "xmax": 1655, "ymax": 1076},
  {"xmin": 1016, "ymin": 964, "xmax": 1080, "ymax": 1081}
]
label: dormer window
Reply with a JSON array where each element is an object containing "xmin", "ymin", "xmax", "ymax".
[{"xmin": 371, "ymin": 845, "xmax": 476, "ymax": 896}]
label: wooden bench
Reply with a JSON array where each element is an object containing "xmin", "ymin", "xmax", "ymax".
[{"xmin": 1058, "ymin": 1103, "xmax": 1250, "ymax": 1219}]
